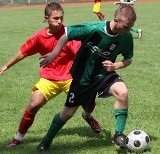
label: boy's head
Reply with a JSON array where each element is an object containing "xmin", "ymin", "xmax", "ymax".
[
  {"xmin": 44, "ymin": 2, "xmax": 64, "ymax": 30},
  {"xmin": 113, "ymin": 5, "xmax": 136, "ymax": 35}
]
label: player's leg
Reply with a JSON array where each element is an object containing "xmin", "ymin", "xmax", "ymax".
[
  {"xmin": 81, "ymin": 102, "xmax": 101, "ymax": 133},
  {"xmin": 37, "ymin": 106, "xmax": 79, "ymax": 152},
  {"xmin": 62, "ymin": 79, "xmax": 101, "ymax": 133},
  {"xmin": 109, "ymin": 81, "xmax": 128, "ymax": 148},
  {"xmin": 93, "ymin": 0, "xmax": 105, "ymax": 20},
  {"xmin": 7, "ymin": 90, "xmax": 47, "ymax": 148},
  {"xmin": 130, "ymin": 27, "xmax": 142, "ymax": 39},
  {"xmin": 36, "ymin": 80, "xmax": 98, "ymax": 152},
  {"xmin": 7, "ymin": 78, "xmax": 60, "ymax": 148}
]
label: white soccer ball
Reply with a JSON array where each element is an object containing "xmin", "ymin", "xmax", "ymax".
[{"xmin": 125, "ymin": 130, "xmax": 150, "ymax": 152}]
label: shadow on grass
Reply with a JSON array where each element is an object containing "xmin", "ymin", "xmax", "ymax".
[
  {"xmin": 0, "ymin": 126, "xmax": 112, "ymax": 154},
  {"xmin": 1, "ymin": 127, "xmax": 155, "ymax": 154}
]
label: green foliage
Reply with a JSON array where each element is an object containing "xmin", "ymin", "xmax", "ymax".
[{"xmin": 0, "ymin": 2, "xmax": 160, "ymax": 154}]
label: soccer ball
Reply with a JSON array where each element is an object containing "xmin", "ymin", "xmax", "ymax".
[{"xmin": 125, "ymin": 130, "xmax": 150, "ymax": 152}]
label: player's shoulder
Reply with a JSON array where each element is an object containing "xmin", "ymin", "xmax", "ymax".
[
  {"xmin": 34, "ymin": 28, "xmax": 47, "ymax": 37},
  {"xmin": 73, "ymin": 21, "xmax": 104, "ymax": 28},
  {"xmin": 89, "ymin": 21, "xmax": 106, "ymax": 29},
  {"xmin": 125, "ymin": 32, "xmax": 133, "ymax": 39},
  {"xmin": 122, "ymin": 32, "xmax": 133, "ymax": 44}
]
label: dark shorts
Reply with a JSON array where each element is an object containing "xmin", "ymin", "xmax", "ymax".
[{"xmin": 65, "ymin": 72, "xmax": 123, "ymax": 107}]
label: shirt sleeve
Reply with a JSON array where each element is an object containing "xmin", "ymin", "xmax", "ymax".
[
  {"xmin": 20, "ymin": 36, "xmax": 38, "ymax": 57},
  {"xmin": 66, "ymin": 23, "xmax": 94, "ymax": 41},
  {"xmin": 65, "ymin": 40, "xmax": 81, "ymax": 55}
]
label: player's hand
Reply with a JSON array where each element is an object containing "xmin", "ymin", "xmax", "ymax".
[
  {"xmin": 39, "ymin": 53, "xmax": 55, "ymax": 68},
  {"xmin": 0, "ymin": 65, "xmax": 8, "ymax": 74},
  {"xmin": 114, "ymin": 2, "xmax": 118, "ymax": 5},
  {"xmin": 102, "ymin": 60, "xmax": 115, "ymax": 72}
]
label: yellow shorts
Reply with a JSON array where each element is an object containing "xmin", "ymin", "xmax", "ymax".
[
  {"xmin": 32, "ymin": 78, "xmax": 72, "ymax": 101},
  {"xmin": 93, "ymin": 2, "xmax": 101, "ymax": 13}
]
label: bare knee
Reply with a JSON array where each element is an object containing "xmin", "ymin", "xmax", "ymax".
[
  {"xmin": 114, "ymin": 90, "xmax": 128, "ymax": 109},
  {"xmin": 118, "ymin": 89, "xmax": 128, "ymax": 103},
  {"xmin": 28, "ymin": 95, "xmax": 46, "ymax": 113}
]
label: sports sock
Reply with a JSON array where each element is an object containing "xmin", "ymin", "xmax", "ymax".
[
  {"xmin": 18, "ymin": 108, "xmax": 36, "ymax": 134},
  {"xmin": 114, "ymin": 109, "xmax": 128, "ymax": 133},
  {"xmin": 42, "ymin": 113, "xmax": 66, "ymax": 144},
  {"xmin": 15, "ymin": 132, "xmax": 24, "ymax": 141},
  {"xmin": 82, "ymin": 111, "xmax": 91, "ymax": 118},
  {"xmin": 130, "ymin": 27, "xmax": 138, "ymax": 33},
  {"xmin": 82, "ymin": 102, "xmax": 96, "ymax": 118}
]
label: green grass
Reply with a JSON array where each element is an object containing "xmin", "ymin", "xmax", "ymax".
[{"xmin": 0, "ymin": 2, "xmax": 160, "ymax": 154}]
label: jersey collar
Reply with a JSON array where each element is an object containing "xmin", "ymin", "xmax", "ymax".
[{"xmin": 104, "ymin": 20, "xmax": 119, "ymax": 37}]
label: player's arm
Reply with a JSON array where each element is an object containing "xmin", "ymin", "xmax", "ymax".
[
  {"xmin": 102, "ymin": 59, "xmax": 132, "ymax": 72},
  {"xmin": 40, "ymin": 34, "xmax": 68, "ymax": 68},
  {"xmin": 0, "ymin": 50, "xmax": 25, "ymax": 74}
]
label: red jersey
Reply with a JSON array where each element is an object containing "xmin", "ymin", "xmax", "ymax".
[{"xmin": 20, "ymin": 25, "xmax": 81, "ymax": 81}]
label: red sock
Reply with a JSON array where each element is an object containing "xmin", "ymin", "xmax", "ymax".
[
  {"xmin": 82, "ymin": 102, "xmax": 96, "ymax": 113},
  {"xmin": 18, "ymin": 108, "xmax": 36, "ymax": 134}
]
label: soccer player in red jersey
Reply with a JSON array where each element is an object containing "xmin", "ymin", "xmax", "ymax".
[{"xmin": 0, "ymin": 2, "xmax": 101, "ymax": 148}]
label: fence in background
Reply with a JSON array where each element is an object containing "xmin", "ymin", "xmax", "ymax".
[{"xmin": 0, "ymin": 0, "xmax": 94, "ymax": 5}]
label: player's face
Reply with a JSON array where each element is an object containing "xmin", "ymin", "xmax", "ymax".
[
  {"xmin": 46, "ymin": 10, "xmax": 64, "ymax": 30},
  {"xmin": 116, "ymin": 18, "xmax": 134, "ymax": 35}
]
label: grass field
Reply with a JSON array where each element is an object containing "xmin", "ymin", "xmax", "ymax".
[{"xmin": 0, "ymin": 2, "xmax": 160, "ymax": 154}]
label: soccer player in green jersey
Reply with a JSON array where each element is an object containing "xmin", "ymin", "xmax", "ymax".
[
  {"xmin": 37, "ymin": 5, "xmax": 136, "ymax": 152},
  {"xmin": 114, "ymin": 0, "xmax": 142, "ymax": 39}
]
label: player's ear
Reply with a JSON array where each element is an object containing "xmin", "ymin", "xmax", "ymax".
[
  {"xmin": 114, "ymin": 18, "xmax": 120, "ymax": 28},
  {"xmin": 114, "ymin": 18, "xmax": 119, "ymax": 23},
  {"xmin": 45, "ymin": 16, "xmax": 49, "ymax": 21}
]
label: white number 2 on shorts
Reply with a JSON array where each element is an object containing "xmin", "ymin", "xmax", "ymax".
[{"xmin": 69, "ymin": 93, "xmax": 74, "ymax": 103}]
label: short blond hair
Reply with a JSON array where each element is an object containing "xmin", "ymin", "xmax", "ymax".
[{"xmin": 114, "ymin": 5, "xmax": 136, "ymax": 22}]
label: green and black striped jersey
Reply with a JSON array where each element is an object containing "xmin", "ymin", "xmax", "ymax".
[{"xmin": 66, "ymin": 21, "xmax": 133, "ymax": 85}]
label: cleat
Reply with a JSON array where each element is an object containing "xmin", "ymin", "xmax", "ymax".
[
  {"xmin": 96, "ymin": 12, "xmax": 105, "ymax": 21},
  {"xmin": 36, "ymin": 141, "xmax": 50, "ymax": 152},
  {"xmin": 6, "ymin": 138, "xmax": 23, "ymax": 148},
  {"xmin": 82, "ymin": 113, "xmax": 101, "ymax": 133},
  {"xmin": 137, "ymin": 29, "xmax": 142, "ymax": 39},
  {"xmin": 112, "ymin": 133, "xmax": 126, "ymax": 148}
]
